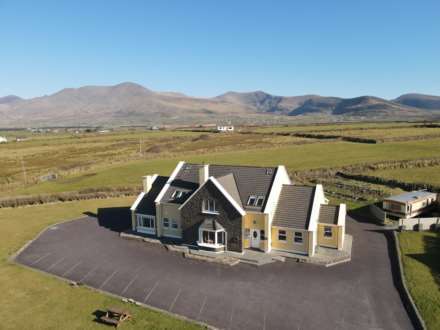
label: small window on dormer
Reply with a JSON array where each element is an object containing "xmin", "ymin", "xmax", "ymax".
[
  {"xmin": 172, "ymin": 190, "xmax": 184, "ymax": 199},
  {"xmin": 256, "ymin": 196, "xmax": 265, "ymax": 207},
  {"xmin": 247, "ymin": 195, "xmax": 257, "ymax": 206}
]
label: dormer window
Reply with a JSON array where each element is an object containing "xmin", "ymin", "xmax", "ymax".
[
  {"xmin": 247, "ymin": 195, "xmax": 257, "ymax": 206},
  {"xmin": 172, "ymin": 190, "xmax": 184, "ymax": 199},
  {"xmin": 256, "ymin": 196, "xmax": 265, "ymax": 207},
  {"xmin": 202, "ymin": 199, "xmax": 218, "ymax": 214},
  {"xmin": 247, "ymin": 195, "xmax": 265, "ymax": 207}
]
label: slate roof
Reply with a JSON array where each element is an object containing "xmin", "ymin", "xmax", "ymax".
[
  {"xmin": 272, "ymin": 185, "xmax": 315, "ymax": 229},
  {"xmin": 160, "ymin": 163, "xmax": 277, "ymax": 211},
  {"xmin": 135, "ymin": 176, "xmax": 168, "ymax": 215},
  {"xmin": 318, "ymin": 205, "xmax": 339, "ymax": 225},
  {"xmin": 216, "ymin": 173, "xmax": 243, "ymax": 208}
]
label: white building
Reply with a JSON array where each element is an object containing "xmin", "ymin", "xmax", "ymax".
[
  {"xmin": 216, "ymin": 125, "xmax": 234, "ymax": 132},
  {"xmin": 0, "ymin": 136, "xmax": 7, "ymax": 143}
]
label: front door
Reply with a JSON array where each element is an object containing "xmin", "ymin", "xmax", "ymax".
[{"xmin": 250, "ymin": 229, "xmax": 260, "ymax": 248}]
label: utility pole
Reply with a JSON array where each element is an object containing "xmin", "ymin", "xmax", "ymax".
[
  {"xmin": 20, "ymin": 156, "xmax": 27, "ymax": 185},
  {"xmin": 139, "ymin": 138, "xmax": 142, "ymax": 155}
]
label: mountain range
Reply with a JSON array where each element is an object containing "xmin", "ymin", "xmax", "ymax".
[{"xmin": 1, "ymin": 82, "xmax": 440, "ymax": 127}]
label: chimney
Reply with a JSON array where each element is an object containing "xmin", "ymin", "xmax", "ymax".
[
  {"xmin": 143, "ymin": 174, "xmax": 157, "ymax": 193},
  {"xmin": 198, "ymin": 164, "xmax": 209, "ymax": 185}
]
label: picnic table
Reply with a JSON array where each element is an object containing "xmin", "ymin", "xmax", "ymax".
[{"xmin": 100, "ymin": 307, "xmax": 131, "ymax": 327}]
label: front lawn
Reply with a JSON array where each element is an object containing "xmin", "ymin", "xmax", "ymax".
[
  {"xmin": 399, "ymin": 231, "xmax": 440, "ymax": 330},
  {"xmin": 0, "ymin": 198, "xmax": 204, "ymax": 329}
]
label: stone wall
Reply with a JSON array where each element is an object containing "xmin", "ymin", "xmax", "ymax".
[{"xmin": 180, "ymin": 180, "xmax": 243, "ymax": 252}]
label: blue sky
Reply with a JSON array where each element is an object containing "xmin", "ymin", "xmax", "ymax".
[{"xmin": 1, "ymin": 0, "xmax": 439, "ymax": 99}]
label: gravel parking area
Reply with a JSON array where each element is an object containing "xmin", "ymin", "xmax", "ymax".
[{"xmin": 15, "ymin": 211, "xmax": 414, "ymax": 330}]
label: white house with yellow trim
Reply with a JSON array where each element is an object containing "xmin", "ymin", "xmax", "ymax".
[{"xmin": 130, "ymin": 161, "xmax": 347, "ymax": 256}]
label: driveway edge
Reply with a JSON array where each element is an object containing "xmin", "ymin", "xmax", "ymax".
[
  {"xmin": 11, "ymin": 217, "xmax": 215, "ymax": 330},
  {"xmin": 389, "ymin": 230, "xmax": 426, "ymax": 330}
]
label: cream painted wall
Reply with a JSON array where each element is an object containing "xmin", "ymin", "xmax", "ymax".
[
  {"xmin": 317, "ymin": 224, "xmax": 340, "ymax": 249},
  {"xmin": 157, "ymin": 202, "xmax": 182, "ymax": 238},
  {"xmin": 271, "ymin": 226, "xmax": 310, "ymax": 255},
  {"xmin": 243, "ymin": 212, "xmax": 269, "ymax": 251}
]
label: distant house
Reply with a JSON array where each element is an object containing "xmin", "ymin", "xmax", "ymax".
[
  {"xmin": 0, "ymin": 136, "xmax": 7, "ymax": 143},
  {"xmin": 216, "ymin": 125, "xmax": 234, "ymax": 132},
  {"xmin": 383, "ymin": 190, "xmax": 438, "ymax": 219},
  {"xmin": 130, "ymin": 161, "xmax": 347, "ymax": 256}
]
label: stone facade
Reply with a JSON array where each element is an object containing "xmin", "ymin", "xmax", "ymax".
[{"xmin": 180, "ymin": 180, "xmax": 243, "ymax": 252}]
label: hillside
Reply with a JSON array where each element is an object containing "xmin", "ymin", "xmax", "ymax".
[
  {"xmin": 0, "ymin": 95, "xmax": 22, "ymax": 104},
  {"xmin": 0, "ymin": 83, "xmax": 439, "ymax": 127},
  {"xmin": 394, "ymin": 93, "xmax": 440, "ymax": 110}
]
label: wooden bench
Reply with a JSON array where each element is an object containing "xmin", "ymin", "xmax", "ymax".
[{"xmin": 99, "ymin": 307, "xmax": 131, "ymax": 327}]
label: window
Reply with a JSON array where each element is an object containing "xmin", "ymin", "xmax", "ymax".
[
  {"xmin": 137, "ymin": 215, "xmax": 155, "ymax": 228},
  {"xmin": 324, "ymin": 226, "xmax": 332, "ymax": 238},
  {"xmin": 203, "ymin": 199, "xmax": 218, "ymax": 213},
  {"xmin": 260, "ymin": 230, "xmax": 265, "ymax": 240},
  {"xmin": 278, "ymin": 230, "xmax": 287, "ymax": 241},
  {"xmin": 247, "ymin": 195, "xmax": 257, "ymax": 206},
  {"xmin": 172, "ymin": 190, "xmax": 184, "ymax": 199},
  {"xmin": 217, "ymin": 231, "xmax": 225, "ymax": 245},
  {"xmin": 171, "ymin": 219, "xmax": 178, "ymax": 229},
  {"xmin": 256, "ymin": 196, "xmax": 265, "ymax": 207},
  {"xmin": 202, "ymin": 231, "xmax": 215, "ymax": 244},
  {"xmin": 163, "ymin": 218, "xmax": 170, "ymax": 228},
  {"xmin": 294, "ymin": 232, "xmax": 303, "ymax": 243},
  {"xmin": 244, "ymin": 228, "xmax": 250, "ymax": 238},
  {"xmin": 247, "ymin": 195, "xmax": 265, "ymax": 207}
]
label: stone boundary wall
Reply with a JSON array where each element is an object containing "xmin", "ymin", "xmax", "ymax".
[{"xmin": 0, "ymin": 187, "xmax": 139, "ymax": 208}]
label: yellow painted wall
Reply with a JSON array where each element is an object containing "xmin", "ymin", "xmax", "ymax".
[
  {"xmin": 317, "ymin": 224, "xmax": 341, "ymax": 249},
  {"xmin": 242, "ymin": 212, "xmax": 268, "ymax": 251},
  {"xmin": 271, "ymin": 226, "xmax": 309, "ymax": 254}
]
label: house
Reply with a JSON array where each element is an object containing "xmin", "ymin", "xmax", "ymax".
[
  {"xmin": 0, "ymin": 136, "xmax": 7, "ymax": 143},
  {"xmin": 383, "ymin": 190, "xmax": 438, "ymax": 219},
  {"xmin": 130, "ymin": 162, "xmax": 346, "ymax": 256},
  {"xmin": 216, "ymin": 125, "xmax": 234, "ymax": 132}
]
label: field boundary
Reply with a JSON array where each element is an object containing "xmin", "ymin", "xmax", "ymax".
[
  {"xmin": 0, "ymin": 188, "xmax": 139, "ymax": 208},
  {"xmin": 336, "ymin": 172, "xmax": 440, "ymax": 193},
  {"xmin": 389, "ymin": 230, "xmax": 427, "ymax": 330}
]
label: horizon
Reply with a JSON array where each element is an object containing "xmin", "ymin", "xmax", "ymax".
[
  {"xmin": 2, "ymin": 81, "xmax": 439, "ymax": 101},
  {"xmin": 1, "ymin": 0, "xmax": 440, "ymax": 99}
]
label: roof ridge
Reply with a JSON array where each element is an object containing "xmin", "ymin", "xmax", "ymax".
[{"xmin": 184, "ymin": 162, "xmax": 277, "ymax": 169}]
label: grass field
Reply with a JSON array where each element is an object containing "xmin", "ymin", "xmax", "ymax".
[
  {"xmin": 399, "ymin": 231, "xmax": 440, "ymax": 330},
  {"xmin": 252, "ymin": 121, "xmax": 418, "ymax": 133},
  {"xmin": 6, "ymin": 137, "xmax": 440, "ymax": 197},
  {"xmin": 370, "ymin": 166, "xmax": 440, "ymax": 186},
  {"xmin": 1, "ymin": 123, "xmax": 440, "ymax": 329},
  {"xmin": 0, "ymin": 197, "xmax": 204, "ymax": 329}
]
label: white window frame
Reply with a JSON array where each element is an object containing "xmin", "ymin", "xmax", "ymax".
[
  {"xmin": 172, "ymin": 190, "xmax": 184, "ymax": 199},
  {"xmin": 163, "ymin": 218, "xmax": 170, "ymax": 228},
  {"xmin": 136, "ymin": 214, "xmax": 156, "ymax": 235},
  {"xmin": 171, "ymin": 219, "xmax": 179, "ymax": 229},
  {"xmin": 278, "ymin": 230, "xmax": 287, "ymax": 242},
  {"xmin": 294, "ymin": 231, "xmax": 303, "ymax": 244},
  {"xmin": 202, "ymin": 199, "xmax": 218, "ymax": 214},
  {"xmin": 256, "ymin": 196, "xmax": 265, "ymax": 207},
  {"xmin": 247, "ymin": 195, "xmax": 257, "ymax": 206},
  {"xmin": 197, "ymin": 228, "xmax": 226, "ymax": 249},
  {"xmin": 323, "ymin": 226, "xmax": 332, "ymax": 238}
]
